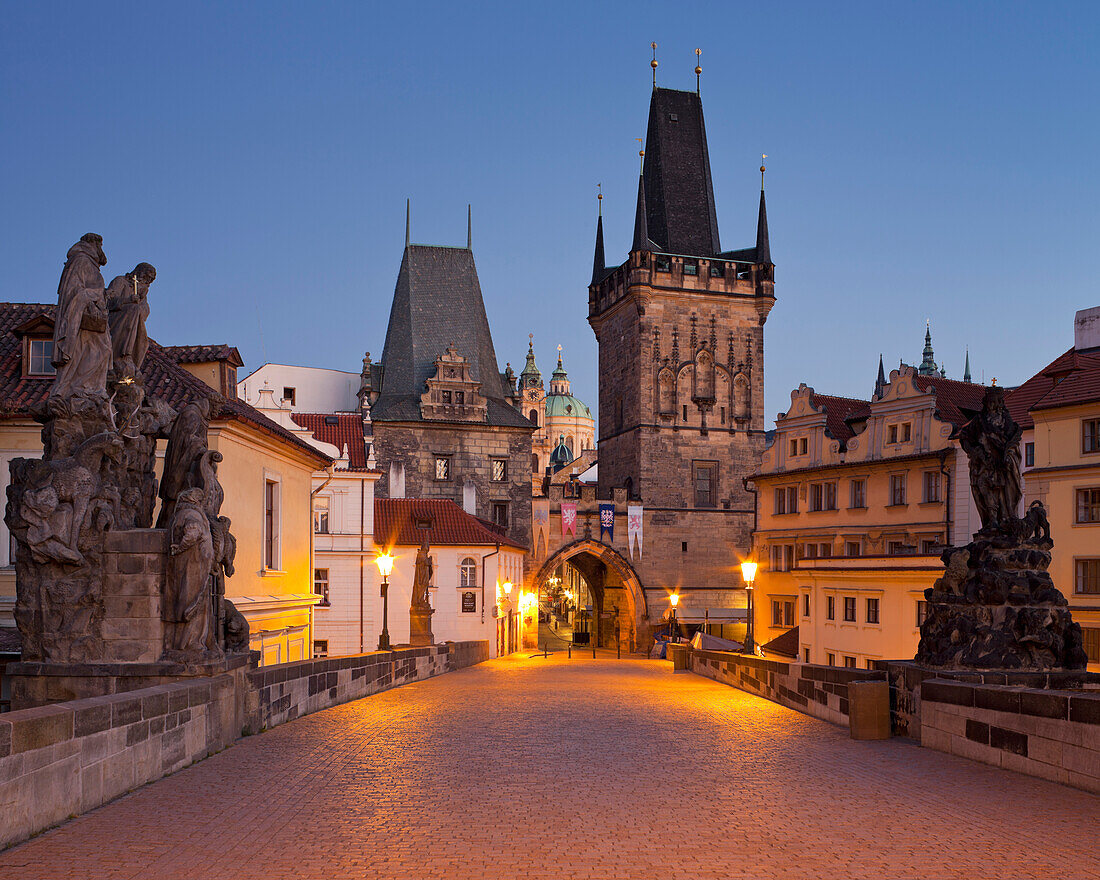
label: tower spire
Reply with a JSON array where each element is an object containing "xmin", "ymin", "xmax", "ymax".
[
  {"xmin": 591, "ymin": 186, "xmax": 606, "ymax": 285},
  {"xmin": 756, "ymin": 157, "xmax": 771, "ymax": 265},
  {"xmin": 632, "ymin": 172, "xmax": 650, "ymax": 252},
  {"xmin": 651, "ymin": 42, "xmax": 658, "ymax": 89},
  {"xmin": 405, "ymin": 199, "xmax": 410, "ymax": 247},
  {"xmin": 964, "ymin": 347, "xmax": 972, "ymax": 383},
  {"xmin": 919, "ymin": 321, "xmax": 937, "ymax": 376},
  {"xmin": 874, "ymin": 353, "xmax": 887, "ymax": 399},
  {"xmin": 467, "ymin": 204, "xmax": 472, "ymax": 250}
]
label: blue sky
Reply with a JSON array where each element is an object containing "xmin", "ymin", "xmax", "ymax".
[{"xmin": 2, "ymin": 1, "xmax": 1098, "ymax": 422}]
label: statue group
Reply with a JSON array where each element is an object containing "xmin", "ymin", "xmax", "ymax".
[
  {"xmin": 917, "ymin": 387, "xmax": 1087, "ymax": 670},
  {"xmin": 5, "ymin": 234, "xmax": 247, "ymax": 665}
]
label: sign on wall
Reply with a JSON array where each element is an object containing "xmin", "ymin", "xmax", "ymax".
[{"xmin": 461, "ymin": 591, "xmax": 476, "ymax": 613}]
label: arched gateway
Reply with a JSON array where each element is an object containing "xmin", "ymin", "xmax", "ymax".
[{"xmin": 531, "ymin": 539, "xmax": 651, "ymax": 653}]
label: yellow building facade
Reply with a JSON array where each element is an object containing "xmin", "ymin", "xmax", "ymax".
[
  {"xmin": 748, "ymin": 366, "xmax": 984, "ymax": 667},
  {"xmin": 1009, "ymin": 306, "xmax": 1100, "ymax": 670}
]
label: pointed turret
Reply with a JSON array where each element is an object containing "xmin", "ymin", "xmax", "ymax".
[
  {"xmin": 756, "ymin": 188, "xmax": 771, "ymax": 265},
  {"xmin": 550, "ymin": 345, "xmax": 570, "ymax": 395},
  {"xmin": 519, "ymin": 336, "xmax": 542, "ymax": 391},
  {"xmin": 874, "ymin": 354, "xmax": 887, "ymax": 399},
  {"xmin": 918, "ymin": 322, "xmax": 937, "ymax": 376},
  {"xmin": 632, "ymin": 174, "xmax": 651, "ymax": 252},
  {"xmin": 591, "ymin": 211, "xmax": 606, "ymax": 285},
  {"xmin": 963, "ymin": 349, "xmax": 972, "ymax": 383}
]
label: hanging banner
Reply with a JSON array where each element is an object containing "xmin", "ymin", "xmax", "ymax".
[
  {"xmin": 561, "ymin": 502, "xmax": 577, "ymax": 538},
  {"xmin": 533, "ymin": 498, "xmax": 550, "ymax": 558},
  {"xmin": 627, "ymin": 504, "xmax": 643, "ymax": 559},
  {"xmin": 599, "ymin": 503, "xmax": 615, "ymax": 543}
]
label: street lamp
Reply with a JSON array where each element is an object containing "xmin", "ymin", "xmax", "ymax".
[
  {"xmin": 375, "ymin": 552, "xmax": 394, "ymax": 651},
  {"xmin": 740, "ymin": 560, "xmax": 758, "ymax": 655},
  {"xmin": 669, "ymin": 592, "xmax": 679, "ymax": 643}
]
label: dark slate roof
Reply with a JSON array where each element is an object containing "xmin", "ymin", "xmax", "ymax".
[
  {"xmin": 0, "ymin": 303, "xmax": 331, "ymax": 466},
  {"xmin": 809, "ymin": 393, "xmax": 870, "ymax": 444},
  {"xmin": 1007, "ymin": 347, "xmax": 1100, "ymax": 428},
  {"xmin": 374, "ymin": 245, "xmax": 531, "ymax": 428},
  {"xmin": 160, "ymin": 344, "xmax": 243, "ymax": 367},
  {"xmin": 291, "ymin": 412, "xmax": 374, "ymax": 471},
  {"xmin": 761, "ymin": 625, "xmax": 799, "ymax": 659},
  {"xmin": 910, "ymin": 373, "xmax": 988, "ymax": 431},
  {"xmin": 641, "ymin": 88, "xmax": 721, "ymax": 256},
  {"xmin": 374, "ymin": 498, "xmax": 526, "ymax": 550}
]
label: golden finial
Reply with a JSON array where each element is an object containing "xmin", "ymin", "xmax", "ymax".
[
  {"xmin": 636, "ymin": 137, "xmax": 644, "ymax": 173},
  {"xmin": 695, "ymin": 48, "xmax": 702, "ymax": 94},
  {"xmin": 760, "ymin": 154, "xmax": 767, "ymax": 189},
  {"xmin": 651, "ymin": 42, "xmax": 658, "ymax": 87},
  {"xmin": 597, "ymin": 182, "xmax": 603, "ymax": 216},
  {"xmin": 991, "ymin": 377, "xmax": 998, "ymax": 386}
]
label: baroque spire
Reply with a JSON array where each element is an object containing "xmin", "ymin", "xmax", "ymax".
[
  {"xmin": 591, "ymin": 195, "xmax": 606, "ymax": 285},
  {"xmin": 756, "ymin": 186, "xmax": 771, "ymax": 265},
  {"xmin": 874, "ymin": 354, "xmax": 887, "ymax": 399},
  {"xmin": 919, "ymin": 321, "xmax": 937, "ymax": 376},
  {"xmin": 964, "ymin": 348, "xmax": 972, "ymax": 383}
]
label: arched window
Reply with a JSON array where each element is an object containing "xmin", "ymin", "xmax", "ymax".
[
  {"xmin": 529, "ymin": 408, "xmax": 539, "ymax": 425},
  {"xmin": 460, "ymin": 557, "xmax": 477, "ymax": 587},
  {"xmin": 566, "ymin": 436, "xmax": 574, "ymax": 454},
  {"xmin": 531, "ymin": 453, "xmax": 540, "ymax": 473}
]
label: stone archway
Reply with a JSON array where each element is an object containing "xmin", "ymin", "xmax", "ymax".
[{"xmin": 532, "ymin": 539, "xmax": 650, "ymax": 653}]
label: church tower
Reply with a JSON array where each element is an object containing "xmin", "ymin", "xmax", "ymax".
[{"xmin": 588, "ymin": 84, "xmax": 775, "ymax": 592}]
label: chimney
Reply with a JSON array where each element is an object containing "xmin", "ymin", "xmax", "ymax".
[{"xmin": 1074, "ymin": 306, "xmax": 1100, "ymax": 351}]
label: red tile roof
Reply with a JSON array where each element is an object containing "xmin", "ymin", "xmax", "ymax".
[
  {"xmin": 761, "ymin": 625, "xmax": 799, "ymax": 659},
  {"xmin": 1007, "ymin": 347, "xmax": 1100, "ymax": 427},
  {"xmin": 374, "ymin": 498, "xmax": 526, "ymax": 550},
  {"xmin": 808, "ymin": 393, "xmax": 869, "ymax": 443},
  {"xmin": 291, "ymin": 412, "xmax": 371, "ymax": 470},
  {"xmin": 911, "ymin": 373, "xmax": 989, "ymax": 431},
  {"xmin": 159, "ymin": 344, "xmax": 244, "ymax": 367},
  {"xmin": 0, "ymin": 303, "xmax": 330, "ymax": 466}
]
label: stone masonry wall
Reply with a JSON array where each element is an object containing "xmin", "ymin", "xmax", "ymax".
[
  {"xmin": 0, "ymin": 641, "xmax": 488, "ymax": 850},
  {"xmin": 101, "ymin": 529, "xmax": 167, "ymax": 663},
  {"xmin": 920, "ymin": 679, "xmax": 1100, "ymax": 795}
]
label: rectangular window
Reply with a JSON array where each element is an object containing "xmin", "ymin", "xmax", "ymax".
[
  {"xmin": 923, "ymin": 471, "xmax": 941, "ymax": 503},
  {"xmin": 844, "ymin": 656, "xmax": 857, "ymax": 668},
  {"xmin": 1025, "ymin": 442, "xmax": 1035, "ymax": 467},
  {"xmin": 826, "ymin": 596, "xmax": 835, "ymax": 620},
  {"xmin": 789, "ymin": 438, "xmax": 798, "ymax": 456},
  {"xmin": 803, "ymin": 648, "xmax": 811, "ymax": 663},
  {"xmin": 888, "ymin": 424, "xmax": 898, "ymax": 444},
  {"xmin": 313, "ymin": 496, "xmax": 330, "ymax": 534},
  {"xmin": 491, "ymin": 459, "xmax": 508, "ymax": 482},
  {"xmin": 772, "ymin": 600, "xmax": 795, "ymax": 627},
  {"xmin": 786, "ymin": 486, "xmax": 799, "ymax": 513},
  {"xmin": 819, "ymin": 543, "xmax": 833, "ymax": 558},
  {"xmin": 693, "ymin": 462, "xmax": 717, "ymax": 508},
  {"xmin": 27, "ymin": 339, "xmax": 55, "ymax": 376},
  {"xmin": 902, "ymin": 422, "xmax": 911, "ymax": 442},
  {"xmin": 888, "ymin": 541, "xmax": 908, "ymax": 556},
  {"xmin": 441, "ymin": 390, "xmax": 452, "ymax": 404},
  {"xmin": 313, "ymin": 639, "xmax": 329, "ymax": 658},
  {"xmin": 1076, "ymin": 559, "xmax": 1100, "ymax": 594},
  {"xmin": 720, "ymin": 406, "xmax": 726, "ymax": 425},
  {"xmin": 1084, "ymin": 419, "xmax": 1100, "ymax": 454},
  {"xmin": 843, "ymin": 597, "xmax": 856, "ymax": 622},
  {"xmin": 889, "ymin": 474, "xmax": 907, "ymax": 506},
  {"xmin": 823, "ymin": 482, "xmax": 837, "ymax": 510},
  {"xmin": 683, "ymin": 404, "xmax": 689, "ymax": 422},
  {"xmin": 655, "ymin": 256, "xmax": 671, "ymax": 272},
  {"xmin": 802, "ymin": 594, "xmax": 810, "ymax": 618},
  {"xmin": 1084, "ymin": 628, "xmax": 1100, "ymax": 664},
  {"xmin": 917, "ymin": 600, "xmax": 929, "ymax": 626},
  {"xmin": 800, "ymin": 437, "xmax": 808, "ymax": 455},
  {"xmin": 845, "ymin": 540, "xmax": 861, "ymax": 557},
  {"xmin": 810, "ymin": 483, "xmax": 822, "ymax": 511},
  {"xmin": 866, "ymin": 659, "xmax": 877, "ymax": 670},
  {"xmin": 803, "ymin": 542, "xmax": 818, "ymax": 559},
  {"xmin": 683, "ymin": 260, "xmax": 698, "ymax": 276},
  {"xmin": 710, "ymin": 263, "xmax": 725, "ymax": 278},
  {"xmin": 774, "ymin": 487, "xmax": 786, "ymax": 515},
  {"xmin": 492, "ymin": 502, "xmax": 509, "ymax": 529},
  {"xmin": 282, "ymin": 387, "xmax": 296, "ymax": 406},
  {"xmin": 921, "ymin": 538, "xmax": 941, "ymax": 555},
  {"xmin": 264, "ymin": 479, "xmax": 279, "ymax": 569},
  {"xmin": 434, "ymin": 456, "xmax": 451, "ymax": 481},
  {"xmin": 1076, "ymin": 488, "xmax": 1100, "ymax": 523},
  {"xmin": 313, "ymin": 568, "xmax": 330, "ymax": 606},
  {"xmin": 850, "ymin": 479, "xmax": 866, "ymax": 509},
  {"xmin": 866, "ymin": 597, "xmax": 880, "ymax": 624},
  {"xmin": 826, "ymin": 652, "xmax": 836, "ymax": 666}
]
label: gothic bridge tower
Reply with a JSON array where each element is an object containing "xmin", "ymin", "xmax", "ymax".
[{"xmin": 588, "ymin": 84, "xmax": 775, "ymax": 602}]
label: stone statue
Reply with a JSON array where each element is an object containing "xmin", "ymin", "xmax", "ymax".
[
  {"xmin": 223, "ymin": 599, "xmax": 249, "ymax": 653},
  {"xmin": 958, "ymin": 386, "xmax": 1023, "ymax": 532},
  {"xmin": 156, "ymin": 398, "xmax": 212, "ymax": 528},
  {"xmin": 165, "ymin": 488, "xmax": 216, "ymax": 655},
  {"xmin": 106, "ymin": 262, "xmax": 155, "ymax": 380},
  {"xmin": 411, "ymin": 536, "xmax": 433, "ymax": 610},
  {"xmin": 50, "ymin": 234, "xmax": 112, "ymax": 402},
  {"xmin": 917, "ymin": 386, "xmax": 1087, "ymax": 670}
]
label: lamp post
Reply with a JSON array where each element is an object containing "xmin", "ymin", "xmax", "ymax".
[
  {"xmin": 375, "ymin": 552, "xmax": 394, "ymax": 651},
  {"xmin": 669, "ymin": 592, "xmax": 679, "ymax": 643},
  {"xmin": 740, "ymin": 560, "xmax": 758, "ymax": 655},
  {"xmin": 501, "ymin": 581, "xmax": 512, "ymax": 653}
]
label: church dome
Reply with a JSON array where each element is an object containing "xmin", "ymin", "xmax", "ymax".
[
  {"xmin": 549, "ymin": 434, "xmax": 573, "ymax": 471},
  {"xmin": 545, "ymin": 394, "xmax": 592, "ymax": 419}
]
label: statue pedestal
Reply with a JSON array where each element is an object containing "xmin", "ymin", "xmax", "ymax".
[
  {"xmin": 409, "ymin": 608, "xmax": 434, "ymax": 647},
  {"xmin": 7, "ymin": 652, "xmax": 253, "ymax": 710}
]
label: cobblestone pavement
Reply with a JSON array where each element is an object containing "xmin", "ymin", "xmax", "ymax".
[{"xmin": 1, "ymin": 654, "xmax": 1097, "ymax": 880}]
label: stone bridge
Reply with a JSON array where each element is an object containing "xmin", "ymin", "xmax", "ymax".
[{"xmin": 0, "ymin": 653, "xmax": 1096, "ymax": 879}]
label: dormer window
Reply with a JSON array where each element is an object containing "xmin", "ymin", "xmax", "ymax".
[{"xmin": 27, "ymin": 338, "xmax": 55, "ymax": 377}]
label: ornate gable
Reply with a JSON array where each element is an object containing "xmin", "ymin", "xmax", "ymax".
[{"xmin": 420, "ymin": 346, "xmax": 487, "ymax": 422}]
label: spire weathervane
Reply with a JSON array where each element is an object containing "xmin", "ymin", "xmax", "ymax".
[
  {"xmin": 597, "ymin": 182, "xmax": 603, "ymax": 216},
  {"xmin": 636, "ymin": 138, "xmax": 644, "ymax": 173},
  {"xmin": 651, "ymin": 42, "xmax": 658, "ymax": 88},
  {"xmin": 760, "ymin": 155, "xmax": 767, "ymax": 190},
  {"xmin": 695, "ymin": 48, "xmax": 702, "ymax": 94}
]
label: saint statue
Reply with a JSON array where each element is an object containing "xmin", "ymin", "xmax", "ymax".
[
  {"xmin": 106, "ymin": 262, "xmax": 156, "ymax": 379},
  {"xmin": 959, "ymin": 387, "xmax": 1023, "ymax": 532},
  {"xmin": 50, "ymin": 233, "xmax": 112, "ymax": 400},
  {"xmin": 411, "ymin": 535, "xmax": 433, "ymax": 610},
  {"xmin": 165, "ymin": 488, "xmax": 216, "ymax": 654},
  {"xmin": 156, "ymin": 398, "xmax": 212, "ymax": 528}
]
